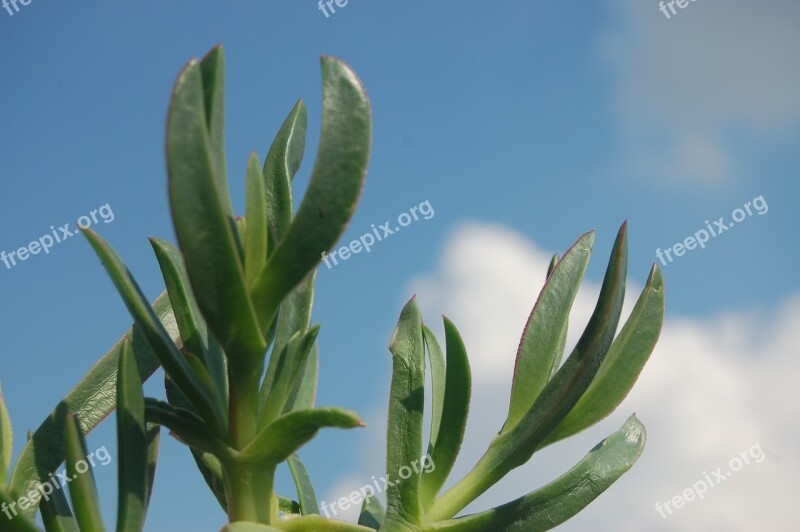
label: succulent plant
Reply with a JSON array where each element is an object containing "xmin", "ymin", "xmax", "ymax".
[{"xmin": 0, "ymin": 45, "xmax": 663, "ymax": 531}]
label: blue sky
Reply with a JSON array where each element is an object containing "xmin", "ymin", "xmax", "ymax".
[{"xmin": 1, "ymin": 1, "xmax": 799, "ymax": 530}]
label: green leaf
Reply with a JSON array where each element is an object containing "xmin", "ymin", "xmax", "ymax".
[
  {"xmin": 283, "ymin": 342, "xmax": 318, "ymax": 414},
  {"xmin": 546, "ymin": 253, "xmax": 559, "ymax": 278},
  {"xmin": 542, "ymin": 264, "xmax": 664, "ymax": 447},
  {"xmin": 503, "ymin": 231, "xmax": 594, "ymax": 433},
  {"xmin": 264, "ymin": 100, "xmax": 308, "ymax": 239},
  {"xmin": 64, "ymin": 412, "xmax": 105, "ymax": 532},
  {"xmin": 357, "ymin": 496, "xmax": 385, "ymax": 530},
  {"xmin": 115, "ymin": 338, "xmax": 148, "ymax": 532},
  {"xmin": 150, "ymin": 237, "xmax": 228, "ymax": 412},
  {"xmin": 251, "ymin": 57, "xmax": 371, "ymax": 330},
  {"xmin": 83, "ymin": 228, "xmax": 225, "ymax": 435},
  {"xmin": 421, "ymin": 325, "xmax": 445, "ymax": 460},
  {"xmin": 0, "ymin": 488, "xmax": 39, "ymax": 532},
  {"xmin": 0, "ymin": 381, "xmax": 12, "ymax": 487},
  {"xmin": 143, "ymin": 424, "xmax": 160, "ymax": 511},
  {"xmin": 240, "ymin": 408, "xmax": 363, "ymax": 465},
  {"xmin": 167, "ymin": 55, "xmax": 266, "ymax": 373},
  {"xmin": 287, "ymin": 454, "xmax": 319, "ymax": 515},
  {"xmin": 260, "ymin": 327, "xmax": 320, "ymax": 428},
  {"xmin": 384, "ymin": 297, "xmax": 425, "ymax": 528},
  {"xmin": 39, "ymin": 477, "xmax": 80, "ymax": 532},
  {"xmin": 245, "ymin": 153, "xmax": 269, "ymax": 287},
  {"xmin": 9, "ymin": 291, "xmax": 175, "ymax": 518},
  {"xmin": 143, "ymin": 399, "xmax": 228, "ymax": 457},
  {"xmin": 420, "ymin": 318, "xmax": 471, "ymax": 506},
  {"xmin": 428, "ymin": 416, "xmax": 646, "ymax": 532},
  {"xmin": 199, "ymin": 45, "xmax": 234, "ymax": 220},
  {"xmin": 428, "ymin": 224, "xmax": 628, "ymax": 521}
]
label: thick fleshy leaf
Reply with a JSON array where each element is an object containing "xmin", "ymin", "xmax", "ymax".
[
  {"xmin": 251, "ymin": 57, "xmax": 371, "ymax": 330},
  {"xmin": 199, "ymin": 45, "xmax": 234, "ymax": 220},
  {"xmin": 357, "ymin": 496, "xmax": 385, "ymax": 529},
  {"xmin": 143, "ymin": 424, "xmax": 160, "ymax": 511},
  {"xmin": 383, "ymin": 297, "xmax": 425, "ymax": 528},
  {"xmin": 428, "ymin": 224, "xmax": 627, "ymax": 521},
  {"xmin": 504, "ymin": 231, "xmax": 594, "ymax": 433},
  {"xmin": 420, "ymin": 318, "xmax": 471, "ymax": 506},
  {"xmin": 116, "ymin": 338, "xmax": 148, "ymax": 532},
  {"xmin": 260, "ymin": 327, "xmax": 320, "ymax": 428},
  {"xmin": 150, "ymin": 237, "xmax": 228, "ymax": 410},
  {"xmin": 0, "ymin": 381, "xmax": 12, "ymax": 486},
  {"xmin": 428, "ymin": 416, "xmax": 646, "ymax": 532},
  {"xmin": 421, "ymin": 325, "xmax": 445, "ymax": 459},
  {"xmin": 39, "ymin": 477, "xmax": 80, "ymax": 532},
  {"xmin": 167, "ymin": 56, "xmax": 266, "ymax": 372},
  {"xmin": 264, "ymin": 100, "xmax": 308, "ymax": 239},
  {"xmin": 240, "ymin": 408, "xmax": 362, "ymax": 465},
  {"xmin": 64, "ymin": 413, "xmax": 105, "ymax": 532},
  {"xmin": 83, "ymin": 228, "xmax": 224, "ymax": 434},
  {"xmin": 287, "ymin": 454, "xmax": 319, "ymax": 515},
  {"xmin": 245, "ymin": 153, "xmax": 269, "ymax": 287},
  {"xmin": 283, "ymin": 342, "xmax": 318, "ymax": 414},
  {"xmin": 143, "ymin": 399, "xmax": 228, "ymax": 457},
  {"xmin": 9, "ymin": 291, "xmax": 175, "ymax": 518},
  {"xmin": 0, "ymin": 488, "xmax": 39, "ymax": 532},
  {"xmin": 542, "ymin": 264, "xmax": 664, "ymax": 447}
]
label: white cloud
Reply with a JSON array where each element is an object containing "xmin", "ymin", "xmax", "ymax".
[
  {"xmin": 600, "ymin": 0, "xmax": 800, "ymax": 185},
  {"xmin": 337, "ymin": 222, "xmax": 800, "ymax": 531}
]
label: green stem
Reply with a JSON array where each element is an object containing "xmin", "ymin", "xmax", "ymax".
[
  {"xmin": 226, "ymin": 369, "xmax": 274, "ymax": 523},
  {"xmin": 425, "ymin": 453, "xmax": 504, "ymax": 523}
]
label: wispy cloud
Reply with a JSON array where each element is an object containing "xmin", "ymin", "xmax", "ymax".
[{"xmin": 600, "ymin": 0, "xmax": 800, "ymax": 186}]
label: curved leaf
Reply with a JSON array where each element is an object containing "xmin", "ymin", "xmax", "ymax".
[
  {"xmin": 287, "ymin": 454, "xmax": 319, "ymax": 515},
  {"xmin": 251, "ymin": 56, "xmax": 371, "ymax": 330},
  {"xmin": 240, "ymin": 408, "xmax": 363, "ymax": 465},
  {"xmin": 264, "ymin": 100, "xmax": 308, "ymax": 239},
  {"xmin": 504, "ymin": 231, "xmax": 594, "ymax": 433},
  {"xmin": 384, "ymin": 297, "xmax": 425, "ymax": 528},
  {"xmin": 420, "ymin": 318, "xmax": 471, "ymax": 506},
  {"xmin": 245, "ymin": 153, "xmax": 269, "ymax": 286},
  {"xmin": 542, "ymin": 264, "xmax": 664, "ymax": 447},
  {"xmin": 429, "ymin": 416, "xmax": 646, "ymax": 532},
  {"xmin": 167, "ymin": 55, "xmax": 266, "ymax": 372}
]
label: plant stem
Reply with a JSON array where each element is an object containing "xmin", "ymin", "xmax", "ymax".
[
  {"xmin": 425, "ymin": 452, "xmax": 504, "ymax": 522},
  {"xmin": 226, "ymin": 371, "xmax": 275, "ymax": 523}
]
